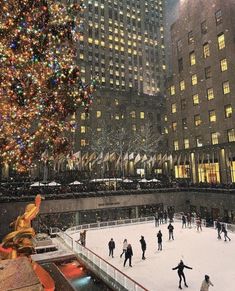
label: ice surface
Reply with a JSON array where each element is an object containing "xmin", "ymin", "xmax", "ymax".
[{"xmin": 71, "ymin": 222, "xmax": 235, "ymax": 291}]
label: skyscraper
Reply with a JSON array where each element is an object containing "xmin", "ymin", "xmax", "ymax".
[
  {"xmin": 165, "ymin": 0, "xmax": 235, "ymax": 183},
  {"xmin": 78, "ymin": 0, "xmax": 166, "ymax": 95}
]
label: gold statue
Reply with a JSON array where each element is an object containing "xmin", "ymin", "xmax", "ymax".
[{"xmin": 0, "ymin": 194, "xmax": 42, "ymax": 259}]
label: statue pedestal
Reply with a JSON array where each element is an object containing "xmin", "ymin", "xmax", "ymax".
[{"xmin": 0, "ymin": 257, "xmax": 43, "ymax": 291}]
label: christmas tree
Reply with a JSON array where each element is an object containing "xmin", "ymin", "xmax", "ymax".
[{"xmin": 0, "ymin": 0, "xmax": 96, "ymax": 172}]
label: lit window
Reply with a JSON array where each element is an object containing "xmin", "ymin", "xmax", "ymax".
[
  {"xmin": 140, "ymin": 112, "xmax": 145, "ymax": 119},
  {"xmin": 96, "ymin": 111, "xmax": 102, "ymax": 118},
  {"xmin": 220, "ymin": 59, "xmax": 228, "ymax": 71},
  {"xmin": 225, "ymin": 105, "xmax": 232, "ymax": 118},
  {"xmin": 218, "ymin": 33, "xmax": 225, "ymax": 50},
  {"xmin": 173, "ymin": 140, "xmax": 179, "ymax": 151},
  {"xmin": 78, "ymin": 123, "xmax": 85, "ymax": 133},
  {"xmin": 194, "ymin": 114, "xmax": 201, "ymax": 126},
  {"xmin": 196, "ymin": 136, "xmax": 203, "ymax": 147},
  {"xmin": 193, "ymin": 94, "xmax": 199, "ymax": 105},
  {"xmin": 170, "ymin": 85, "xmax": 175, "ymax": 95},
  {"xmin": 172, "ymin": 122, "xmax": 177, "ymax": 132},
  {"xmin": 115, "ymin": 114, "xmax": 120, "ymax": 120},
  {"xmin": 132, "ymin": 124, "xmax": 137, "ymax": 131},
  {"xmin": 171, "ymin": 103, "xmax": 177, "ymax": 113},
  {"xmin": 223, "ymin": 81, "xmax": 230, "ymax": 95},
  {"xmin": 182, "ymin": 118, "xmax": 187, "ymax": 130},
  {"xmin": 180, "ymin": 80, "xmax": 185, "ymax": 91},
  {"xmin": 97, "ymin": 128, "xmax": 102, "ymax": 132},
  {"xmin": 205, "ymin": 66, "xmax": 212, "ymax": 79},
  {"xmin": 211, "ymin": 132, "xmax": 219, "ymax": 145},
  {"xmin": 209, "ymin": 110, "xmax": 216, "ymax": 123},
  {"xmin": 188, "ymin": 31, "xmax": 194, "ymax": 44},
  {"xmin": 203, "ymin": 43, "xmax": 210, "ymax": 58},
  {"xmin": 115, "ymin": 99, "xmax": 119, "ymax": 105},
  {"xmin": 164, "ymin": 115, "xmax": 168, "ymax": 121},
  {"xmin": 190, "ymin": 51, "xmax": 196, "ymax": 66},
  {"xmin": 81, "ymin": 113, "xmax": 86, "ymax": 120},
  {"xmin": 207, "ymin": 88, "xmax": 214, "ymax": 100},
  {"xmin": 184, "ymin": 139, "xmax": 190, "ymax": 149},
  {"xmin": 81, "ymin": 139, "xmax": 86, "ymax": 147},
  {"xmin": 130, "ymin": 111, "xmax": 136, "ymax": 118},
  {"xmin": 191, "ymin": 74, "xmax": 197, "ymax": 86},
  {"xmin": 228, "ymin": 129, "xmax": 235, "ymax": 142},
  {"xmin": 215, "ymin": 10, "xmax": 222, "ymax": 25}
]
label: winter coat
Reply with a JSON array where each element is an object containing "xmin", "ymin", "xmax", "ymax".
[
  {"xmin": 182, "ymin": 216, "xmax": 186, "ymax": 223},
  {"xmin": 108, "ymin": 240, "xmax": 115, "ymax": 250},
  {"xmin": 216, "ymin": 221, "xmax": 221, "ymax": 231},
  {"xmin": 125, "ymin": 246, "xmax": 133, "ymax": 258},
  {"xmin": 172, "ymin": 262, "xmax": 192, "ymax": 274},
  {"xmin": 200, "ymin": 279, "xmax": 213, "ymax": 291},
  {"xmin": 168, "ymin": 224, "xmax": 174, "ymax": 232},
  {"xmin": 122, "ymin": 241, "xmax": 128, "ymax": 250},
  {"xmin": 221, "ymin": 225, "xmax": 227, "ymax": 234},
  {"xmin": 140, "ymin": 237, "xmax": 146, "ymax": 250},
  {"xmin": 157, "ymin": 232, "xmax": 162, "ymax": 243}
]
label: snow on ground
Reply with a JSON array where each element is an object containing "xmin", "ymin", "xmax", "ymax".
[{"xmin": 71, "ymin": 222, "xmax": 235, "ymax": 291}]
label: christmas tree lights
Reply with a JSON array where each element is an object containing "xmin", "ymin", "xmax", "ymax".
[{"xmin": 0, "ymin": 0, "xmax": 97, "ymax": 172}]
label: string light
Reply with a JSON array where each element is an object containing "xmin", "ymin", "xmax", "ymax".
[{"xmin": 0, "ymin": 0, "xmax": 98, "ymax": 172}]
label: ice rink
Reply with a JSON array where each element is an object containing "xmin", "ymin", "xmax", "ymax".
[{"xmin": 71, "ymin": 221, "xmax": 235, "ymax": 291}]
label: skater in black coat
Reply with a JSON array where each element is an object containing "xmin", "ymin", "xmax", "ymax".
[
  {"xmin": 215, "ymin": 220, "xmax": 221, "ymax": 239},
  {"xmin": 172, "ymin": 260, "xmax": 192, "ymax": 289},
  {"xmin": 108, "ymin": 238, "xmax": 115, "ymax": 258},
  {"xmin": 221, "ymin": 224, "xmax": 231, "ymax": 242},
  {"xmin": 168, "ymin": 223, "xmax": 174, "ymax": 240},
  {"xmin": 157, "ymin": 230, "xmax": 162, "ymax": 251},
  {"xmin": 182, "ymin": 215, "xmax": 187, "ymax": 228},
  {"xmin": 139, "ymin": 236, "xmax": 146, "ymax": 259},
  {"xmin": 124, "ymin": 244, "xmax": 133, "ymax": 267}
]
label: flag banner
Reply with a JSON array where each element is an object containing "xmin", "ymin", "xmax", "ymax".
[
  {"xmin": 134, "ymin": 153, "xmax": 141, "ymax": 165},
  {"xmin": 129, "ymin": 152, "xmax": 134, "ymax": 160},
  {"xmin": 123, "ymin": 152, "xmax": 129, "ymax": 161},
  {"xmin": 97, "ymin": 152, "xmax": 104, "ymax": 165},
  {"xmin": 103, "ymin": 152, "xmax": 110, "ymax": 162},
  {"xmin": 109, "ymin": 152, "xmax": 117, "ymax": 162},
  {"xmin": 115, "ymin": 155, "xmax": 121, "ymax": 168},
  {"xmin": 73, "ymin": 151, "xmax": 81, "ymax": 159},
  {"xmin": 142, "ymin": 154, "xmax": 148, "ymax": 162},
  {"xmin": 177, "ymin": 154, "xmax": 181, "ymax": 166}
]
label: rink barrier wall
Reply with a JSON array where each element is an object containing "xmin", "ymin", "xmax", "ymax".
[
  {"xmin": 53, "ymin": 227, "xmax": 148, "ymax": 291},
  {"xmin": 63, "ymin": 214, "xmax": 207, "ymax": 236},
  {"xmin": 213, "ymin": 221, "xmax": 235, "ymax": 232}
]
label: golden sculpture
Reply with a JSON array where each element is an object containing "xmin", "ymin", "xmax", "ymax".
[{"xmin": 0, "ymin": 194, "xmax": 42, "ymax": 259}]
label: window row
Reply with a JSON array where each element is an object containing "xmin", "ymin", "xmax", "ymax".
[
  {"xmin": 80, "ymin": 111, "xmax": 145, "ymax": 120},
  {"xmin": 173, "ymin": 128, "xmax": 235, "ymax": 151},
  {"xmin": 171, "ymin": 105, "xmax": 233, "ymax": 131}
]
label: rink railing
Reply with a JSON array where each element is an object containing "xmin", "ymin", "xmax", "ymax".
[
  {"xmin": 64, "ymin": 214, "xmax": 207, "ymax": 235},
  {"xmin": 213, "ymin": 221, "xmax": 235, "ymax": 232},
  {"xmin": 65, "ymin": 216, "xmax": 155, "ymax": 235},
  {"xmin": 53, "ymin": 228, "xmax": 148, "ymax": 291}
]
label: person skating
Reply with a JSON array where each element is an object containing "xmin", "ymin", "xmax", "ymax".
[
  {"xmin": 155, "ymin": 212, "xmax": 159, "ymax": 227},
  {"xmin": 164, "ymin": 210, "xmax": 168, "ymax": 223},
  {"xmin": 123, "ymin": 244, "xmax": 133, "ymax": 267},
  {"xmin": 200, "ymin": 275, "xmax": 214, "ymax": 291},
  {"xmin": 215, "ymin": 220, "xmax": 221, "ymax": 239},
  {"xmin": 108, "ymin": 238, "xmax": 115, "ymax": 258},
  {"xmin": 172, "ymin": 260, "xmax": 192, "ymax": 289},
  {"xmin": 157, "ymin": 230, "xmax": 162, "ymax": 251},
  {"xmin": 182, "ymin": 215, "xmax": 187, "ymax": 228},
  {"xmin": 168, "ymin": 223, "xmax": 174, "ymax": 240},
  {"xmin": 139, "ymin": 235, "xmax": 146, "ymax": 259},
  {"xmin": 221, "ymin": 224, "xmax": 231, "ymax": 241},
  {"xmin": 186, "ymin": 213, "xmax": 192, "ymax": 228},
  {"xmin": 196, "ymin": 216, "xmax": 202, "ymax": 231},
  {"xmin": 120, "ymin": 239, "xmax": 128, "ymax": 258}
]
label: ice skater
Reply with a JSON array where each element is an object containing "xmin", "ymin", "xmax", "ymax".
[
  {"xmin": 200, "ymin": 275, "xmax": 214, "ymax": 291},
  {"xmin": 172, "ymin": 260, "xmax": 192, "ymax": 289},
  {"xmin": 196, "ymin": 216, "xmax": 202, "ymax": 231},
  {"xmin": 186, "ymin": 213, "xmax": 192, "ymax": 228},
  {"xmin": 168, "ymin": 223, "xmax": 174, "ymax": 240},
  {"xmin": 120, "ymin": 239, "xmax": 128, "ymax": 258},
  {"xmin": 182, "ymin": 215, "xmax": 187, "ymax": 228},
  {"xmin": 157, "ymin": 230, "xmax": 162, "ymax": 251},
  {"xmin": 155, "ymin": 212, "xmax": 159, "ymax": 227},
  {"xmin": 221, "ymin": 224, "xmax": 231, "ymax": 241},
  {"xmin": 108, "ymin": 238, "xmax": 115, "ymax": 258},
  {"xmin": 123, "ymin": 244, "xmax": 133, "ymax": 267},
  {"xmin": 215, "ymin": 220, "xmax": 221, "ymax": 239},
  {"xmin": 139, "ymin": 235, "xmax": 146, "ymax": 260}
]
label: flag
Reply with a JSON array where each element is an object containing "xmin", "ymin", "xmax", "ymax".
[
  {"xmin": 103, "ymin": 152, "xmax": 110, "ymax": 162},
  {"xmin": 115, "ymin": 155, "xmax": 121, "ymax": 168},
  {"xmin": 134, "ymin": 153, "xmax": 141, "ymax": 165},
  {"xmin": 177, "ymin": 154, "xmax": 181, "ymax": 166},
  {"xmin": 123, "ymin": 152, "xmax": 129, "ymax": 161},
  {"xmin": 109, "ymin": 152, "xmax": 116, "ymax": 162},
  {"xmin": 142, "ymin": 154, "xmax": 148, "ymax": 162},
  {"xmin": 73, "ymin": 151, "xmax": 81, "ymax": 159},
  {"xmin": 97, "ymin": 152, "xmax": 103, "ymax": 165},
  {"xmin": 129, "ymin": 152, "xmax": 134, "ymax": 160}
]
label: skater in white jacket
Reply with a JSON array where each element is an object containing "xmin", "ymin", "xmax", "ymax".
[{"xmin": 200, "ymin": 275, "xmax": 214, "ymax": 291}]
